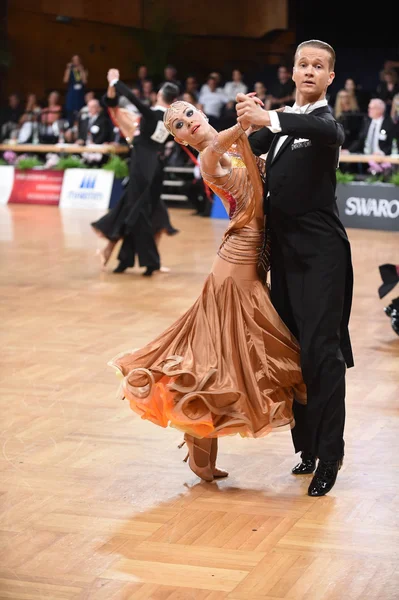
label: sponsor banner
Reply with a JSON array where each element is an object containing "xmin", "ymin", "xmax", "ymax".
[
  {"xmin": 8, "ymin": 169, "xmax": 63, "ymax": 205},
  {"xmin": 59, "ymin": 168, "xmax": 114, "ymax": 210},
  {"xmin": 336, "ymin": 183, "xmax": 399, "ymax": 231},
  {"xmin": 0, "ymin": 166, "xmax": 15, "ymax": 205}
]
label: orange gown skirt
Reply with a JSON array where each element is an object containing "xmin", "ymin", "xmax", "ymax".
[{"xmin": 109, "ymin": 253, "xmax": 306, "ymax": 439}]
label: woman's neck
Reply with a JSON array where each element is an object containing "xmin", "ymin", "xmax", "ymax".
[{"xmin": 195, "ymin": 127, "xmax": 219, "ymax": 153}]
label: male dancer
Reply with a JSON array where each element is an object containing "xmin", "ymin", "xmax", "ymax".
[
  {"xmin": 92, "ymin": 70, "xmax": 179, "ymax": 276},
  {"xmin": 236, "ymin": 40, "xmax": 354, "ymax": 496}
]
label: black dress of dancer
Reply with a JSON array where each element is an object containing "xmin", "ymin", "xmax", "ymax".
[{"xmin": 91, "ymin": 80, "xmax": 180, "ymax": 275}]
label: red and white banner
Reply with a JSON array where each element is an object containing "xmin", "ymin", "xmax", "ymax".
[{"xmin": 8, "ymin": 169, "xmax": 64, "ymax": 205}]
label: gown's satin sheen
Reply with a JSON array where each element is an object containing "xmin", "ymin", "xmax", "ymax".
[{"xmin": 109, "ymin": 132, "xmax": 306, "ymax": 438}]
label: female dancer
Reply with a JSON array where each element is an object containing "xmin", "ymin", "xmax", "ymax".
[{"xmin": 109, "ymin": 101, "xmax": 306, "ymax": 480}]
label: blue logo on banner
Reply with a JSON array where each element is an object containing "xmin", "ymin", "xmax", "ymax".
[{"xmin": 80, "ymin": 175, "xmax": 96, "ymax": 189}]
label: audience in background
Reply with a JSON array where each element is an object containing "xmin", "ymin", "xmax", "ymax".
[
  {"xmin": 1, "ymin": 58, "xmax": 398, "ymax": 160},
  {"xmin": 0, "ymin": 93, "xmax": 23, "ymax": 141},
  {"xmin": 267, "ymin": 65, "xmax": 295, "ymax": 109},
  {"xmin": 223, "ymin": 69, "xmax": 247, "ymax": 103},
  {"xmin": 184, "ymin": 76, "xmax": 199, "ymax": 101},
  {"xmin": 198, "ymin": 75, "xmax": 228, "ymax": 130},
  {"xmin": 348, "ymin": 98, "xmax": 395, "ymax": 156},
  {"xmin": 39, "ymin": 91, "xmax": 63, "ymax": 143},
  {"xmin": 17, "ymin": 94, "xmax": 42, "ymax": 143},
  {"xmin": 141, "ymin": 80, "xmax": 154, "ymax": 106},
  {"xmin": 76, "ymin": 98, "xmax": 111, "ymax": 145},
  {"xmin": 376, "ymin": 69, "xmax": 399, "ymax": 115},
  {"xmin": 134, "ymin": 65, "xmax": 149, "ymax": 92},
  {"xmin": 334, "ymin": 90, "xmax": 363, "ymax": 150},
  {"xmin": 162, "ymin": 65, "xmax": 183, "ymax": 93},
  {"xmin": 63, "ymin": 55, "xmax": 88, "ymax": 125},
  {"xmin": 253, "ymin": 81, "xmax": 270, "ymax": 110}
]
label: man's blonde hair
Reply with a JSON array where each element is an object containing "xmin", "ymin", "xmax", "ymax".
[{"xmin": 295, "ymin": 39, "xmax": 336, "ymax": 70}]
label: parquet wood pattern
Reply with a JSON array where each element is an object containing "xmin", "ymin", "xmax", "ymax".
[{"xmin": 0, "ymin": 204, "xmax": 398, "ymax": 599}]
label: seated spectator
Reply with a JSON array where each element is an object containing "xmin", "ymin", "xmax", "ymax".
[
  {"xmin": 17, "ymin": 94, "xmax": 42, "ymax": 144},
  {"xmin": 76, "ymin": 98, "xmax": 111, "ymax": 145},
  {"xmin": 198, "ymin": 75, "xmax": 228, "ymax": 130},
  {"xmin": 391, "ymin": 92, "xmax": 399, "ymax": 124},
  {"xmin": 333, "ymin": 90, "xmax": 363, "ymax": 149},
  {"xmin": 199, "ymin": 72, "xmax": 223, "ymax": 96},
  {"xmin": 142, "ymin": 80, "xmax": 154, "ymax": 106},
  {"xmin": 182, "ymin": 92, "xmax": 200, "ymax": 108},
  {"xmin": 134, "ymin": 65, "xmax": 149, "ymax": 92},
  {"xmin": 224, "ymin": 69, "xmax": 247, "ymax": 104},
  {"xmin": 0, "ymin": 93, "xmax": 23, "ymax": 141},
  {"xmin": 347, "ymin": 98, "xmax": 396, "ymax": 158},
  {"xmin": 342, "ymin": 78, "xmax": 368, "ymax": 112},
  {"xmin": 253, "ymin": 81, "xmax": 270, "ymax": 110},
  {"xmin": 78, "ymin": 91, "xmax": 96, "ymax": 118},
  {"xmin": 376, "ymin": 70, "xmax": 399, "ymax": 114},
  {"xmin": 162, "ymin": 64, "xmax": 182, "ymax": 93},
  {"xmin": 39, "ymin": 91, "xmax": 63, "ymax": 143},
  {"xmin": 267, "ymin": 65, "xmax": 295, "ymax": 109},
  {"xmin": 184, "ymin": 76, "xmax": 199, "ymax": 101}
]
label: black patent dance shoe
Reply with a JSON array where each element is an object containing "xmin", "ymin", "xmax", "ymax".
[
  {"xmin": 113, "ymin": 262, "xmax": 129, "ymax": 273},
  {"xmin": 307, "ymin": 458, "xmax": 343, "ymax": 497},
  {"xmin": 292, "ymin": 452, "xmax": 317, "ymax": 475},
  {"xmin": 142, "ymin": 266, "xmax": 159, "ymax": 277}
]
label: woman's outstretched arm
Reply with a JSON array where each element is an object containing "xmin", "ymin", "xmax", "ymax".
[{"xmin": 200, "ymin": 123, "xmax": 245, "ymax": 176}]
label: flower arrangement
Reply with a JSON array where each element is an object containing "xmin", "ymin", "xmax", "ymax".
[{"xmin": 3, "ymin": 150, "xmax": 17, "ymax": 165}]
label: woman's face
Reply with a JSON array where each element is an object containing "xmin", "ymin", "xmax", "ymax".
[
  {"xmin": 27, "ymin": 94, "xmax": 36, "ymax": 105},
  {"xmin": 338, "ymin": 91, "xmax": 350, "ymax": 107},
  {"xmin": 72, "ymin": 55, "xmax": 80, "ymax": 66},
  {"xmin": 344, "ymin": 79, "xmax": 355, "ymax": 92},
  {"xmin": 49, "ymin": 92, "xmax": 59, "ymax": 105},
  {"xmin": 383, "ymin": 71, "xmax": 394, "ymax": 83},
  {"xmin": 166, "ymin": 102, "xmax": 210, "ymax": 147},
  {"xmin": 254, "ymin": 82, "xmax": 266, "ymax": 96}
]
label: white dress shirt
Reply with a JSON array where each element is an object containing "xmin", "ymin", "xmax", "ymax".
[
  {"xmin": 268, "ymin": 99, "xmax": 328, "ymax": 160},
  {"xmin": 364, "ymin": 117, "xmax": 384, "ymax": 154},
  {"xmin": 223, "ymin": 81, "xmax": 248, "ymax": 102}
]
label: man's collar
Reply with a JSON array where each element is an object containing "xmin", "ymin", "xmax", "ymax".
[{"xmin": 292, "ymin": 99, "xmax": 328, "ymax": 113}]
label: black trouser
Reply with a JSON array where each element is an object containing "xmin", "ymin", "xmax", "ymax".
[
  {"xmin": 117, "ymin": 210, "xmax": 160, "ymax": 270},
  {"xmin": 270, "ymin": 209, "xmax": 348, "ymax": 462}
]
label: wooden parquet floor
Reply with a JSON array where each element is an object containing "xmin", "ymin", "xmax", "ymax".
[{"xmin": 0, "ymin": 204, "xmax": 398, "ymax": 600}]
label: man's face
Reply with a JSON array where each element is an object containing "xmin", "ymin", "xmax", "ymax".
[
  {"xmin": 186, "ymin": 77, "xmax": 197, "ymax": 91},
  {"xmin": 138, "ymin": 66, "xmax": 148, "ymax": 79},
  {"xmin": 293, "ymin": 47, "xmax": 334, "ymax": 98},
  {"xmin": 368, "ymin": 100, "xmax": 384, "ymax": 119},
  {"xmin": 278, "ymin": 67, "xmax": 290, "ymax": 82},
  {"xmin": 88, "ymin": 100, "xmax": 100, "ymax": 116},
  {"xmin": 9, "ymin": 95, "xmax": 19, "ymax": 109},
  {"xmin": 165, "ymin": 67, "xmax": 175, "ymax": 81}
]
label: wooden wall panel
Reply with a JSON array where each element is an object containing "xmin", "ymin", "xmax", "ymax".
[
  {"xmin": 7, "ymin": 8, "xmax": 143, "ymax": 100},
  {"xmin": 10, "ymin": 0, "xmax": 287, "ymax": 37},
  {"xmin": 9, "ymin": 0, "xmax": 142, "ymax": 28}
]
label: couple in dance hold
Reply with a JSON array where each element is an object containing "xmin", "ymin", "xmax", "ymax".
[{"xmin": 109, "ymin": 40, "xmax": 354, "ymax": 497}]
